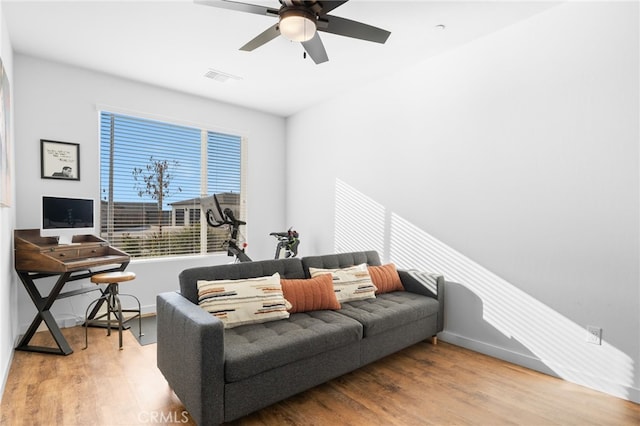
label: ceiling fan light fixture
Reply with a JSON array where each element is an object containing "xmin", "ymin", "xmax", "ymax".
[{"xmin": 279, "ymin": 8, "xmax": 316, "ymax": 42}]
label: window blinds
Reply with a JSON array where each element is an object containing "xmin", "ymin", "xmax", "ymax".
[{"xmin": 99, "ymin": 111, "xmax": 242, "ymax": 258}]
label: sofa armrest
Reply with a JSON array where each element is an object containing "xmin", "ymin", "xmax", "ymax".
[
  {"xmin": 156, "ymin": 292, "xmax": 224, "ymax": 426},
  {"xmin": 398, "ymin": 270, "xmax": 445, "ymax": 333}
]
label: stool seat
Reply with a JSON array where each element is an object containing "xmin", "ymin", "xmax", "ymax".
[{"xmin": 91, "ymin": 271, "xmax": 136, "ymax": 284}]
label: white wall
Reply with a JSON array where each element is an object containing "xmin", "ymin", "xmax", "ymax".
[
  {"xmin": 13, "ymin": 55, "xmax": 286, "ymax": 331},
  {"xmin": 0, "ymin": 1, "xmax": 16, "ymax": 398},
  {"xmin": 286, "ymin": 2, "xmax": 639, "ymax": 402}
]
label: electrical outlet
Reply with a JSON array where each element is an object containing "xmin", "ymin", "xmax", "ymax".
[{"xmin": 586, "ymin": 325, "xmax": 602, "ymax": 345}]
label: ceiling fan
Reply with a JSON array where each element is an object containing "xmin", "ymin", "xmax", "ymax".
[{"xmin": 195, "ymin": 0, "xmax": 391, "ymax": 64}]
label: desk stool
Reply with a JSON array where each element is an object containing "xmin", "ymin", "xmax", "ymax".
[{"xmin": 83, "ymin": 271, "xmax": 142, "ymax": 350}]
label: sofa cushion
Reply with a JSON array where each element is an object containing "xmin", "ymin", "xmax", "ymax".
[
  {"xmin": 308, "ymin": 264, "xmax": 377, "ymax": 303},
  {"xmin": 197, "ymin": 273, "xmax": 289, "ymax": 329},
  {"xmin": 223, "ymin": 310, "xmax": 362, "ymax": 383},
  {"xmin": 368, "ymin": 263, "xmax": 404, "ymax": 294},
  {"xmin": 281, "ymin": 274, "xmax": 341, "ymax": 313},
  {"xmin": 338, "ymin": 292, "xmax": 440, "ymax": 337}
]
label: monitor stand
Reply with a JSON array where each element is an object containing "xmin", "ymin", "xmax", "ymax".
[{"xmin": 57, "ymin": 235, "xmax": 75, "ymax": 245}]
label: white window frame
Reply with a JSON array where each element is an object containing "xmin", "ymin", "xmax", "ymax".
[{"xmin": 98, "ymin": 108, "xmax": 247, "ymax": 259}]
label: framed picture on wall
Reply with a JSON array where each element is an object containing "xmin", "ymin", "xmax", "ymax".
[
  {"xmin": 41, "ymin": 139, "xmax": 80, "ymax": 181},
  {"xmin": 0, "ymin": 57, "xmax": 11, "ymax": 207}
]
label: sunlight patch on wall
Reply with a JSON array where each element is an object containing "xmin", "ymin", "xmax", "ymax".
[
  {"xmin": 389, "ymin": 213, "xmax": 634, "ymax": 398},
  {"xmin": 334, "ymin": 178, "xmax": 635, "ymax": 399},
  {"xmin": 334, "ymin": 179, "xmax": 385, "ymax": 255}
]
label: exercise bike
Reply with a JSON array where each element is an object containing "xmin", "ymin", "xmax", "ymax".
[
  {"xmin": 270, "ymin": 227, "xmax": 300, "ymax": 259},
  {"xmin": 201, "ymin": 194, "xmax": 300, "ymax": 262},
  {"xmin": 201, "ymin": 194, "xmax": 252, "ymax": 262}
]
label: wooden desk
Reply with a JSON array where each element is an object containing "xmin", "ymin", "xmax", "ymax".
[{"xmin": 14, "ymin": 229, "xmax": 130, "ymax": 355}]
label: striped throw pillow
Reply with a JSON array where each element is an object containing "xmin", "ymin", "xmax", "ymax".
[
  {"xmin": 308, "ymin": 263, "xmax": 376, "ymax": 303},
  {"xmin": 197, "ymin": 273, "xmax": 289, "ymax": 328}
]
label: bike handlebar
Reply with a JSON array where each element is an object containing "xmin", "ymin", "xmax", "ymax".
[
  {"xmin": 224, "ymin": 207, "xmax": 246, "ymax": 226},
  {"xmin": 270, "ymin": 231, "xmax": 289, "ymax": 237}
]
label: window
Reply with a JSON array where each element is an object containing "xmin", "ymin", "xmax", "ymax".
[{"xmin": 99, "ymin": 111, "xmax": 244, "ymax": 258}]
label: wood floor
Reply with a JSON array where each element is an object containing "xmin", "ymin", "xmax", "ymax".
[{"xmin": 1, "ymin": 325, "xmax": 639, "ymax": 426}]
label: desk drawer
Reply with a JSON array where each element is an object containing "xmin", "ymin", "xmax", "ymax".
[
  {"xmin": 78, "ymin": 246, "xmax": 109, "ymax": 258},
  {"xmin": 48, "ymin": 245, "xmax": 108, "ymax": 261},
  {"xmin": 49, "ymin": 248, "xmax": 81, "ymax": 260}
]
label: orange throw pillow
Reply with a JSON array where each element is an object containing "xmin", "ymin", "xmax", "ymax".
[
  {"xmin": 280, "ymin": 274, "xmax": 341, "ymax": 313},
  {"xmin": 368, "ymin": 264, "xmax": 404, "ymax": 294}
]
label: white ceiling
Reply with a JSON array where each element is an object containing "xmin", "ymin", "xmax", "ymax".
[{"xmin": 3, "ymin": 0, "xmax": 559, "ymax": 117}]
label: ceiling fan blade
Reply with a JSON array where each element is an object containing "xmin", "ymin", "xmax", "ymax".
[
  {"xmin": 319, "ymin": 15, "xmax": 390, "ymax": 44},
  {"xmin": 240, "ymin": 23, "xmax": 281, "ymax": 51},
  {"xmin": 317, "ymin": 0, "xmax": 349, "ymax": 15},
  {"xmin": 194, "ymin": 0, "xmax": 279, "ymax": 17},
  {"xmin": 301, "ymin": 33, "xmax": 329, "ymax": 64}
]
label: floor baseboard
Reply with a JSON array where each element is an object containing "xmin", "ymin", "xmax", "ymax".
[{"xmin": 440, "ymin": 330, "xmax": 640, "ymax": 404}]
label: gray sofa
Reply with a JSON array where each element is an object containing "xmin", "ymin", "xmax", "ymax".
[{"xmin": 156, "ymin": 250, "xmax": 444, "ymax": 425}]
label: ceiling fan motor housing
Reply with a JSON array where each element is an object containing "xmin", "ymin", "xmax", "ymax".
[{"xmin": 278, "ymin": 6, "xmax": 317, "ymax": 42}]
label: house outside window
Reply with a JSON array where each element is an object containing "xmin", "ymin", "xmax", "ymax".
[{"xmin": 99, "ymin": 111, "xmax": 245, "ymax": 258}]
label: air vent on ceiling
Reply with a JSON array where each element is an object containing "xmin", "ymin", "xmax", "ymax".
[{"xmin": 204, "ymin": 69, "xmax": 242, "ymax": 83}]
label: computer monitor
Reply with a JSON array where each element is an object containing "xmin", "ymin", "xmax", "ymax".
[{"xmin": 41, "ymin": 196, "xmax": 96, "ymax": 245}]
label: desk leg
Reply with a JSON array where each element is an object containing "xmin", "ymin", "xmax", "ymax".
[{"xmin": 16, "ymin": 272, "xmax": 74, "ymax": 355}]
